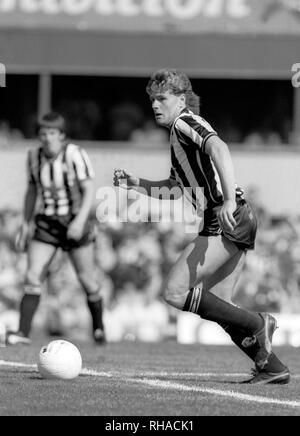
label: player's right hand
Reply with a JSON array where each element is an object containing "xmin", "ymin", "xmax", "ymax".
[
  {"xmin": 215, "ymin": 199, "xmax": 237, "ymax": 233},
  {"xmin": 15, "ymin": 222, "xmax": 30, "ymax": 253},
  {"xmin": 113, "ymin": 169, "xmax": 140, "ymax": 190}
]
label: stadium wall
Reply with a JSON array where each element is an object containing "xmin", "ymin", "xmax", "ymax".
[
  {"xmin": 1, "ymin": 143, "xmax": 300, "ymax": 216},
  {"xmin": 177, "ymin": 313, "xmax": 300, "ymax": 347}
]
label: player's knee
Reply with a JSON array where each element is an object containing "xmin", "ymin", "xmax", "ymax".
[
  {"xmin": 77, "ymin": 272, "xmax": 97, "ymax": 293},
  {"xmin": 26, "ymin": 270, "xmax": 43, "ymax": 287},
  {"xmin": 163, "ymin": 286, "xmax": 173, "ymax": 304},
  {"xmin": 163, "ymin": 284, "xmax": 185, "ymax": 310}
]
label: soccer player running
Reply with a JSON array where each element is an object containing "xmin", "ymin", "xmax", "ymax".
[
  {"xmin": 114, "ymin": 69, "xmax": 290, "ymax": 384},
  {"xmin": 7, "ymin": 112, "xmax": 105, "ymax": 345}
]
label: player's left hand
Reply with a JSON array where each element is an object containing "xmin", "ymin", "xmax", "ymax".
[
  {"xmin": 67, "ymin": 218, "xmax": 85, "ymax": 241},
  {"xmin": 216, "ymin": 199, "xmax": 237, "ymax": 232}
]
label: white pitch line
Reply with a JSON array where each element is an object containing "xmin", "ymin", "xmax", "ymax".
[
  {"xmin": 0, "ymin": 361, "xmax": 113, "ymax": 378},
  {"xmin": 89, "ymin": 370, "xmax": 300, "ymax": 380},
  {"xmin": 0, "ymin": 360, "xmax": 36, "ymax": 369},
  {"xmin": 1, "ymin": 360, "xmax": 300, "ymax": 409},
  {"xmin": 97, "ymin": 371, "xmax": 259, "ymax": 378},
  {"xmin": 0, "ymin": 361, "xmax": 258, "ymax": 378},
  {"xmin": 81, "ymin": 368, "xmax": 114, "ymax": 377},
  {"xmin": 134, "ymin": 379, "xmax": 300, "ymax": 409},
  {"xmin": 1, "ymin": 361, "xmax": 249, "ymax": 377},
  {"xmin": 0, "ymin": 360, "xmax": 300, "ymax": 380}
]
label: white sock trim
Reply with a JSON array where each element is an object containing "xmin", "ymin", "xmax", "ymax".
[
  {"xmin": 189, "ymin": 286, "xmax": 203, "ymax": 314},
  {"xmin": 24, "ymin": 285, "xmax": 42, "ymax": 296},
  {"xmin": 87, "ymin": 291, "xmax": 102, "ymax": 303}
]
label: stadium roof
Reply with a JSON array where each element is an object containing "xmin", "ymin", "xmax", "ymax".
[
  {"xmin": 0, "ymin": 0, "xmax": 300, "ymax": 78},
  {"xmin": 0, "ymin": 29, "xmax": 299, "ymax": 79}
]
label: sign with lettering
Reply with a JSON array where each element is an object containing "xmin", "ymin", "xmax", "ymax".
[{"xmin": 0, "ymin": 0, "xmax": 299, "ymax": 33}]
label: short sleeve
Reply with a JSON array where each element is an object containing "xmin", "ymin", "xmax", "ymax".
[
  {"xmin": 27, "ymin": 150, "xmax": 36, "ymax": 185},
  {"xmin": 170, "ymin": 167, "xmax": 176, "ymax": 181},
  {"xmin": 71, "ymin": 147, "xmax": 95, "ymax": 182},
  {"xmin": 174, "ymin": 115, "xmax": 218, "ymax": 152}
]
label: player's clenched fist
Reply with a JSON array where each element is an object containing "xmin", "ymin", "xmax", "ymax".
[{"xmin": 113, "ymin": 169, "xmax": 140, "ymax": 190}]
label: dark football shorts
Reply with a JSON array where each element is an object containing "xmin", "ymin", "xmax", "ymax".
[
  {"xmin": 199, "ymin": 199, "xmax": 257, "ymax": 251},
  {"xmin": 33, "ymin": 214, "xmax": 95, "ymax": 251}
]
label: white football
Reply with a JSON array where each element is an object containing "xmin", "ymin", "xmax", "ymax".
[{"xmin": 38, "ymin": 340, "xmax": 82, "ymax": 380}]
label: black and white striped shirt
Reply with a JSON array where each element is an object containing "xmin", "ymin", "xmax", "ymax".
[
  {"xmin": 27, "ymin": 143, "xmax": 94, "ymax": 217},
  {"xmin": 170, "ymin": 109, "xmax": 243, "ymax": 212}
]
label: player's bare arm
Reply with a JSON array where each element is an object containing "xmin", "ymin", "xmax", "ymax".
[
  {"xmin": 15, "ymin": 182, "xmax": 38, "ymax": 252},
  {"xmin": 114, "ymin": 168, "xmax": 181, "ymax": 199},
  {"xmin": 23, "ymin": 182, "xmax": 38, "ymax": 224},
  {"xmin": 67, "ymin": 178, "xmax": 94, "ymax": 241},
  {"xmin": 205, "ymin": 135, "xmax": 237, "ymax": 232}
]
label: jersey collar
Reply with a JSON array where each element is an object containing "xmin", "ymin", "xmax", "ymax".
[{"xmin": 172, "ymin": 107, "xmax": 192, "ymax": 128}]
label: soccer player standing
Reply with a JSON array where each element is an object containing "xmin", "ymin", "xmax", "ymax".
[
  {"xmin": 7, "ymin": 112, "xmax": 105, "ymax": 345},
  {"xmin": 114, "ymin": 69, "xmax": 290, "ymax": 384}
]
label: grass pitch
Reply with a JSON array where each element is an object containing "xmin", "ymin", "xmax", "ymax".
[{"xmin": 0, "ymin": 339, "xmax": 299, "ymax": 416}]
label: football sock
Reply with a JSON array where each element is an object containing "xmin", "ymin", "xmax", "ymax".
[
  {"xmin": 87, "ymin": 292, "xmax": 104, "ymax": 332},
  {"xmin": 220, "ymin": 323, "xmax": 258, "ymax": 360},
  {"xmin": 183, "ymin": 286, "xmax": 263, "ymax": 335},
  {"xmin": 220, "ymin": 324, "xmax": 286, "ymax": 372},
  {"xmin": 19, "ymin": 285, "xmax": 41, "ymax": 337}
]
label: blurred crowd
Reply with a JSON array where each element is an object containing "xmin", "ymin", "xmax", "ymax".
[
  {"xmin": 1, "ymin": 100, "xmax": 299, "ymax": 147},
  {"xmin": 0, "ymin": 193, "xmax": 300, "ymax": 341},
  {"xmin": 0, "ymin": 120, "xmax": 24, "ymax": 147}
]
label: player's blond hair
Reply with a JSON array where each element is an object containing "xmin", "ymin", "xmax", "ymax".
[{"xmin": 146, "ymin": 69, "xmax": 200, "ymax": 115}]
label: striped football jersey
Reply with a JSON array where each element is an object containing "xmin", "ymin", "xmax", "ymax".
[
  {"xmin": 170, "ymin": 109, "xmax": 244, "ymax": 211},
  {"xmin": 27, "ymin": 143, "xmax": 94, "ymax": 217}
]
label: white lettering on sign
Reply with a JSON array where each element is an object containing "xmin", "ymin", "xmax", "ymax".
[
  {"xmin": 117, "ymin": 0, "xmax": 140, "ymax": 17},
  {"xmin": 64, "ymin": 0, "xmax": 93, "ymax": 15},
  {"xmin": 142, "ymin": 0, "xmax": 164, "ymax": 17},
  {"xmin": 43, "ymin": 0, "xmax": 60, "ymax": 14},
  {"xmin": 203, "ymin": 0, "xmax": 224, "ymax": 18},
  {"xmin": 20, "ymin": 0, "xmax": 39, "ymax": 13},
  {"xmin": 0, "ymin": 0, "xmax": 16, "ymax": 12},
  {"xmin": 292, "ymin": 63, "xmax": 300, "ymax": 88},
  {"xmin": 165, "ymin": 0, "xmax": 202, "ymax": 20},
  {"xmin": 94, "ymin": 0, "xmax": 115, "ymax": 15},
  {"xmin": 227, "ymin": 0, "xmax": 250, "ymax": 18},
  {"xmin": 0, "ymin": 0, "xmax": 253, "ymax": 18}
]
